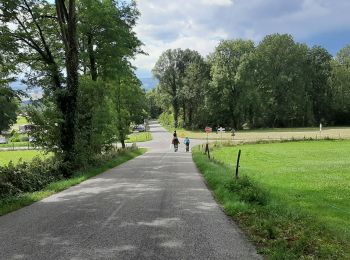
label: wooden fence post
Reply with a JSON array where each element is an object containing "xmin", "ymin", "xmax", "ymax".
[{"xmin": 235, "ymin": 149, "xmax": 241, "ymax": 179}]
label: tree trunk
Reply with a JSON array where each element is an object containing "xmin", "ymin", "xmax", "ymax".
[
  {"xmin": 55, "ymin": 0, "xmax": 79, "ymax": 177},
  {"xmin": 182, "ymin": 102, "xmax": 186, "ymax": 127},
  {"xmin": 189, "ymin": 106, "xmax": 193, "ymax": 127},
  {"xmin": 87, "ymin": 32, "xmax": 97, "ymax": 81},
  {"xmin": 121, "ymin": 140, "xmax": 126, "ymax": 149},
  {"xmin": 172, "ymin": 97, "xmax": 179, "ymax": 128}
]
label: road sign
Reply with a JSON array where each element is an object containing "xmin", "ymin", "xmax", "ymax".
[
  {"xmin": 205, "ymin": 127, "xmax": 212, "ymax": 133},
  {"xmin": 218, "ymin": 127, "xmax": 225, "ymax": 133}
]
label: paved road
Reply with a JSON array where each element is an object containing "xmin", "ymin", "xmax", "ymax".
[{"xmin": 0, "ymin": 122, "xmax": 261, "ymax": 260}]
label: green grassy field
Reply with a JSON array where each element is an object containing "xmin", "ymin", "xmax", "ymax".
[
  {"xmin": 193, "ymin": 140, "xmax": 350, "ymax": 258},
  {"xmin": 0, "ymin": 150, "xmax": 50, "ymax": 166},
  {"xmin": 11, "ymin": 116, "xmax": 28, "ymax": 131},
  {"xmin": 126, "ymin": 132, "xmax": 152, "ymax": 143},
  {"xmin": 0, "ymin": 142, "xmax": 32, "ymax": 148},
  {"xmin": 212, "ymin": 140, "xmax": 350, "ymax": 234}
]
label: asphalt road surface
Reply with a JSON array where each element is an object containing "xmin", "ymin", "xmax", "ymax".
[{"xmin": 0, "ymin": 122, "xmax": 261, "ymax": 260}]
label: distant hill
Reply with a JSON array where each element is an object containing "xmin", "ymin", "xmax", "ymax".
[
  {"xmin": 140, "ymin": 77, "xmax": 158, "ymax": 91},
  {"xmin": 10, "ymin": 81, "xmax": 42, "ymax": 103},
  {"xmin": 10, "ymin": 78, "xmax": 158, "ymax": 98}
]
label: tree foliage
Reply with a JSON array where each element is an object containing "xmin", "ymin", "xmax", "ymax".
[
  {"xmin": 153, "ymin": 49, "xmax": 204, "ymax": 127},
  {"xmin": 1, "ymin": 0, "xmax": 146, "ymax": 173},
  {"xmin": 154, "ymin": 34, "xmax": 350, "ymax": 129}
]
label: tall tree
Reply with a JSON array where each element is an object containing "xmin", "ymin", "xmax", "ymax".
[
  {"xmin": 0, "ymin": 87, "xmax": 19, "ymax": 132},
  {"xmin": 306, "ymin": 46, "xmax": 332, "ymax": 124},
  {"xmin": 248, "ymin": 34, "xmax": 309, "ymax": 127},
  {"xmin": 55, "ymin": 0, "xmax": 79, "ymax": 175},
  {"xmin": 0, "ymin": 50, "xmax": 19, "ymax": 132},
  {"xmin": 114, "ymin": 70, "xmax": 147, "ymax": 148},
  {"xmin": 182, "ymin": 58, "xmax": 210, "ymax": 128},
  {"xmin": 330, "ymin": 45, "xmax": 350, "ymax": 124},
  {"xmin": 78, "ymin": 0, "xmax": 142, "ymax": 81},
  {"xmin": 146, "ymin": 88, "xmax": 163, "ymax": 119},
  {"xmin": 1, "ymin": 0, "xmax": 79, "ymax": 175},
  {"xmin": 209, "ymin": 39, "xmax": 254, "ymax": 129},
  {"xmin": 153, "ymin": 48, "xmax": 201, "ymax": 128}
]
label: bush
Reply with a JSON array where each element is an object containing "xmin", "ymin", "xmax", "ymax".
[
  {"xmin": 0, "ymin": 157, "xmax": 62, "ymax": 198},
  {"xmin": 20, "ymin": 136, "xmax": 29, "ymax": 142},
  {"xmin": 0, "ymin": 147, "xmax": 138, "ymax": 199}
]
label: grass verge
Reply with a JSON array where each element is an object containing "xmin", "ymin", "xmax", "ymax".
[
  {"xmin": 192, "ymin": 144, "xmax": 349, "ymax": 259},
  {"xmin": 0, "ymin": 148, "xmax": 146, "ymax": 216}
]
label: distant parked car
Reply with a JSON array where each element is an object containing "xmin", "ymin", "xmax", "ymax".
[
  {"xmin": 0, "ymin": 136, "xmax": 7, "ymax": 144},
  {"xmin": 19, "ymin": 124, "xmax": 35, "ymax": 133},
  {"xmin": 133, "ymin": 125, "xmax": 146, "ymax": 132}
]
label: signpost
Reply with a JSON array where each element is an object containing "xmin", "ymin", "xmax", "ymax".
[
  {"xmin": 205, "ymin": 127, "xmax": 212, "ymax": 158},
  {"xmin": 205, "ymin": 126, "xmax": 212, "ymax": 133},
  {"xmin": 217, "ymin": 127, "xmax": 225, "ymax": 143},
  {"xmin": 205, "ymin": 126, "xmax": 212, "ymax": 143}
]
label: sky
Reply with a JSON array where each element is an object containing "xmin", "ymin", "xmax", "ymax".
[{"xmin": 133, "ymin": 0, "xmax": 350, "ymax": 79}]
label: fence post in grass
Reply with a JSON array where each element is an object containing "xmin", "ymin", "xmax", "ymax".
[
  {"xmin": 235, "ymin": 149, "xmax": 241, "ymax": 179},
  {"xmin": 205, "ymin": 143, "xmax": 210, "ymax": 159}
]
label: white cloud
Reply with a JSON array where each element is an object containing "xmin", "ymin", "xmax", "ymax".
[
  {"xmin": 200, "ymin": 0, "xmax": 234, "ymax": 6},
  {"xmin": 133, "ymin": 0, "xmax": 350, "ymax": 77}
]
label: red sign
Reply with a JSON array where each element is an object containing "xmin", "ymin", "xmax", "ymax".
[{"xmin": 205, "ymin": 127, "xmax": 212, "ymax": 133}]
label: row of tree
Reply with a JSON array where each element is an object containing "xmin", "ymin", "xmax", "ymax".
[
  {"xmin": 0, "ymin": 0, "xmax": 147, "ymax": 174},
  {"xmin": 151, "ymin": 34, "xmax": 350, "ymax": 129}
]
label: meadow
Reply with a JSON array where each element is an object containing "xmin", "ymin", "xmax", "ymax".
[
  {"xmin": 126, "ymin": 132, "xmax": 152, "ymax": 143},
  {"xmin": 0, "ymin": 150, "xmax": 50, "ymax": 166},
  {"xmin": 173, "ymin": 126, "xmax": 350, "ymax": 141},
  {"xmin": 193, "ymin": 140, "xmax": 350, "ymax": 258},
  {"xmin": 11, "ymin": 115, "xmax": 28, "ymax": 131}
]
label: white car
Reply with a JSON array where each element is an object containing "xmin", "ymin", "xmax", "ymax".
[{"xmin": 133, "ymin": 125, "xmax": 146, "ymax": 132}]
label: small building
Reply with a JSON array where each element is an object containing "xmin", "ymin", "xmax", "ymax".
[{"xmin": 0, "ymin": 136, "xmax": 7, "ymax": 144}]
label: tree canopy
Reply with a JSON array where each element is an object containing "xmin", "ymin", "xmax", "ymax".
[
  {"xmin": 153, "ymin": 34, "xmax": 350, "ymax": 130},
  {"xmin": 0, "ymin": 0, "xmax": 147, "ymax": 172}
]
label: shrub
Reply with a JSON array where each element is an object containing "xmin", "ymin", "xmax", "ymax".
[
  {"xmin": 158, "ymin": 111, "xmax": 174, "ymax": 127},
  {"xmin": 0, "ymin": 147, "xmax": 138, "ymax": 199},
  {"xmin": 20, "ymin": 136, "xmax": 29, "ymax": 142},
  {"xmin": 0, "ymin": 157, "xmax": 62, "ymax": 198}
]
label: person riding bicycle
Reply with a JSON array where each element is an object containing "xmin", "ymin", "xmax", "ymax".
[{"xmin": 184, "ymin": 137, "xmax": 190, "ymax": 152}]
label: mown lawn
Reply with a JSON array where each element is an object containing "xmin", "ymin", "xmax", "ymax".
[
  {"xmin": 193, "ymin": 140, "xmax": 350, "ymax": 259},
  {"xmin": 0, "ymin": 150, "xmax": 50, "ymax": 166},
  {"xmin": 126, "ymin": 132, "xmax": 152, "ymax": 143}
]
